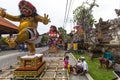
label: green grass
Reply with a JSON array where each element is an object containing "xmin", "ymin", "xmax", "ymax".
[{"xmin": 72, "ymin": 52, "xmax": 116, "ymax": 80}]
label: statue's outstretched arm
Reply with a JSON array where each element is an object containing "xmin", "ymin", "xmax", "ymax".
[
  {"xmin": 0, "ymin": 9, "xmax": 20, "ymax": 21},
  {"xmin": 4, "ymin": 13, "xmax": 20, "ymax": 21},
  {"xmin": 36, "ymin": 14, "xmax": 50, "ymax": 25}
]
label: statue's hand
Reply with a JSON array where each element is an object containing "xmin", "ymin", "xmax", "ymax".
[
  {"xmin": 0, "ymin": 8, "xmax": 6, "ymax": 17},
  {"xmin": 43, "ymin": 14, "xmax": 50, "ymax": 24}
]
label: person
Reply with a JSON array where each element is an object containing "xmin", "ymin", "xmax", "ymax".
[
  {"xmin": 24, "ymin": 43, "xmax": 28, "ymax": 51},
  {"xmin": 72, "ymin": 59, "xmax": 82, "ymax": 75},
  {"xmin": 0, "ymin": 0, "xmax": 50, "ymax": 55},
  {"xmin": 80, "ymin": 56, "xmax": 88, "ymax": 76},
  {"xmin": 64, "ymin": 56, "xmax": 69, "ymax": 69},
  {"xmin": 98, "ymin": 49, "xmax": 114, "ymax": 71},
  {"xmin": 64, "ymin": 55, "xmax": 71, "ymax": 73},
  {"xmin": 112, "ymin": 77, "xmax": 120, "ymax": 80},
  {"xmin": 72, "ymin": 56, "xmax": 88, "ymax": 75}
]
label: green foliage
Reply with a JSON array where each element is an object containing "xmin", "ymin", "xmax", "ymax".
[
  {"xmin": 41, "ymin": 34, "xmax": 49, "ymax": 43},
  {"xmin": 73, "ymin": 0, "xmax": 98, "ymax": 26},
  {"xmin": 72, "ymin": 52, "xmax": 116, "ymax": 80},
  {"xmin": 73, "ymin": 0, "xmax": 99, "ymax": 44},
  {"xmin": 58, "ymin": 27, "xmax": 67, "ymax": 41},
  {"xmin": 0, "ymin": 37, "xmax": 7, "ymax": 44}
]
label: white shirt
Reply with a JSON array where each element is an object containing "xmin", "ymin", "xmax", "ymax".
[
  {"xmin": 82, "ymin": 61, "xmax": 88, "ymax": 71},
  {"xmin": 77, "ymin": 62, "xmax": 82, "ymax": 67}
]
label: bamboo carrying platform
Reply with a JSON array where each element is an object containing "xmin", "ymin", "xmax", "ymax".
[
  {"xmin": 13, "ymin": 54, "xmax": 46, "ymax": 79},
  {"xmin": 41, "ymin": 50, "xmax": 70, "ymax": 80},
  {"xmin": 40, "ymin": 60, "xmax": 70, "ymax": 80},
  {"xmin": 49, "ymin": 46, "xmax": 58, "ymax": 53}
]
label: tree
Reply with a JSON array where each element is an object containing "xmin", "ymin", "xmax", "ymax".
[
  {"xmin": 41, "ymin": 34, "xmax": 49, "ymax": 45},
  {"xmin": 73, "ymin": 0, "xmax": 99, "ymax": 44},
  {"xmin": 58, "ymin": 27, "xmax": 67, "ymax": 41}
]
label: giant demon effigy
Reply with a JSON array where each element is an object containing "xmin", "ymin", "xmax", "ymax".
[
  {"xmin": 0, "ymin": 0, "xmax": 50, "ymax": 78},
  {"xmin": 47, "ymin": 25, "xmax": 59, "ymax": 52},
  {"xmin": 0, "ymin": 0, "xmax": 50, "ymax": 55}
]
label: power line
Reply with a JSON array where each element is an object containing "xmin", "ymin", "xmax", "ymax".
[
  {"xmin": 63, "ymin": 0, "xmax": 74, "ymax": 29},
  {"xmin": 66, "ymin": 0, "xmax": 73, "ymax": 24},
  {"xmin": 63, "ymin": 0, "xmax": 68, "ymax": 29}
]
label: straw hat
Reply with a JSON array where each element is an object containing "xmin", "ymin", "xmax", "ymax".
[{"xmin": 80, "ymin": 56, "xmax": 85, "ymax": 60}]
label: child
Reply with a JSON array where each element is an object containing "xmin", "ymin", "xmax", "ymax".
[
  {"xmin": 64, "ymin": 56, "xmax": 69, "ymax": 69},
  {"xmin": 64, "ymin": 55, "xmax": 70, "ymax": 72}
]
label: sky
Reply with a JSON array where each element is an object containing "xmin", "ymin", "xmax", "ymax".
[{"xmin": 0, "ymin": 0, "xmax": 120, "ymax": 34}]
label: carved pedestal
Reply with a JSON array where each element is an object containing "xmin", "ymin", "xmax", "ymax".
[{"xmin": 13, "ymin": 54, "xmax": 46, "ymax": 78}]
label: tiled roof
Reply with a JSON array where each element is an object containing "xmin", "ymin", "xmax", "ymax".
[{"xmin": 0, "ymin": 16, "xmax": 18, "ymax": 34}]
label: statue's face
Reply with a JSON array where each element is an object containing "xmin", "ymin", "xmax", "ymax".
[
  {"xmin": 50, "ymin": 26, "xmax": 54, "ymax": 31},
  {"xmin": 20, "ymin": 4, "xmax": 33, "ymax": 16}
]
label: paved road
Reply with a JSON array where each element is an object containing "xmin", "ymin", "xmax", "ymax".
[{"xmin": 0, "ymin": 47, "xmax": 49, "ymax": 69}]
